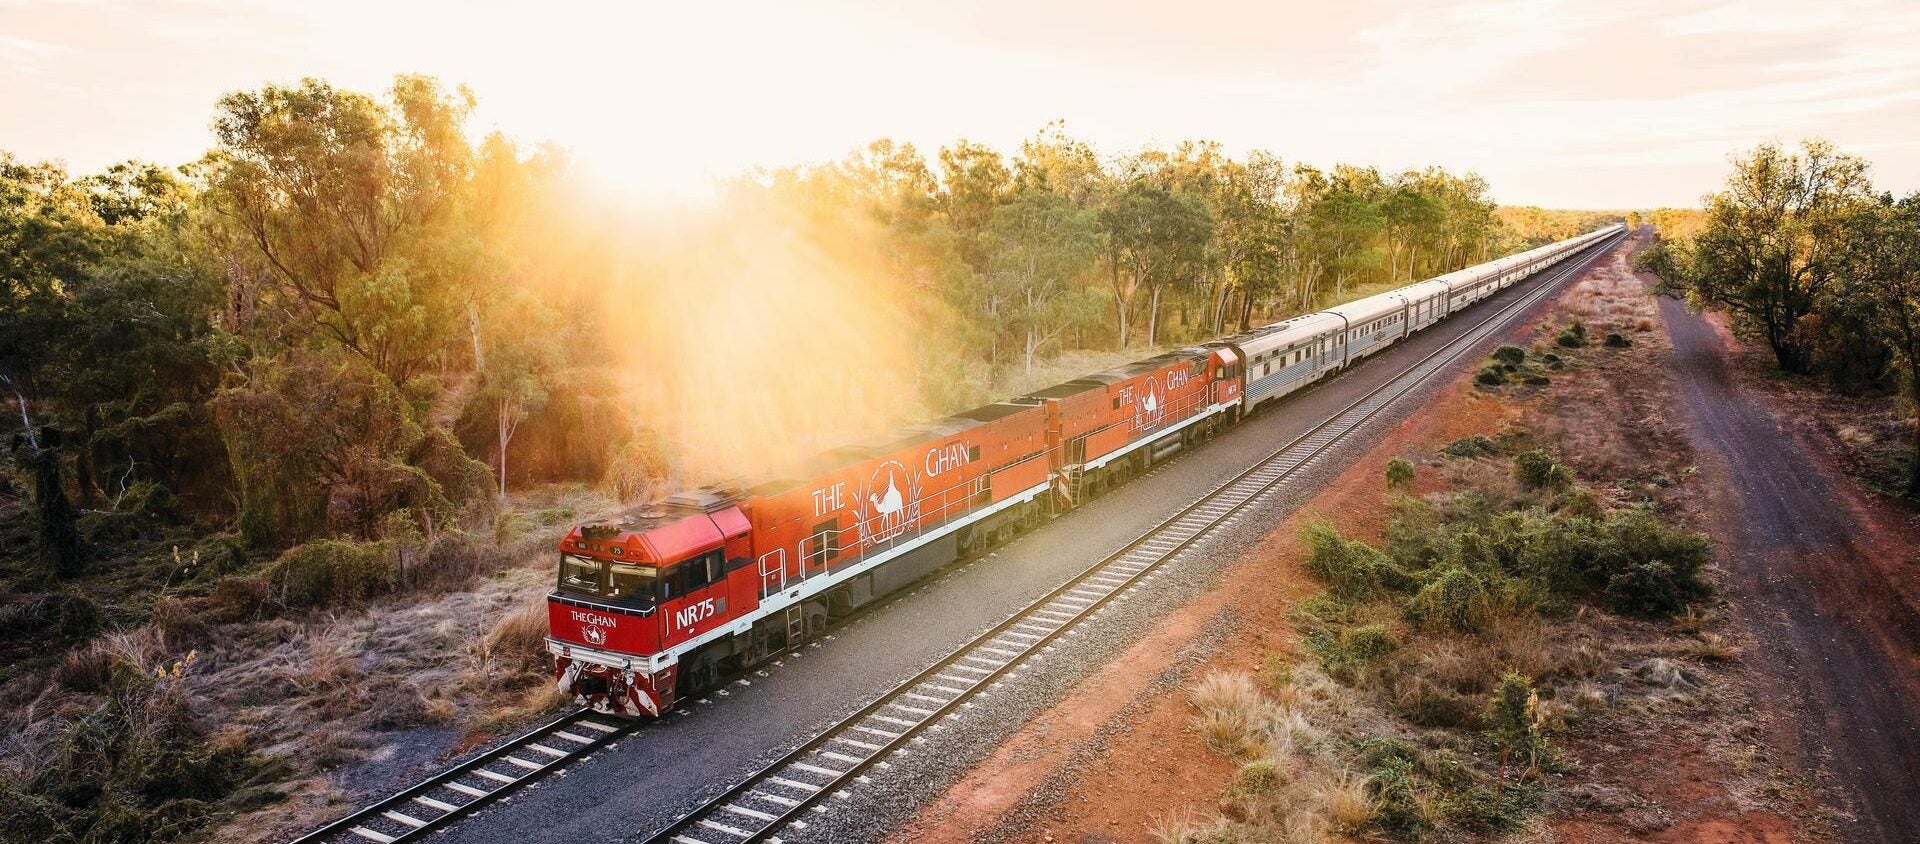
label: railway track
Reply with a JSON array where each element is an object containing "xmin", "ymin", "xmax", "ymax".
[
  {"xmin": 640, "ymin": 230, "xmax": 1626, "ymax": 844},
  {"xmin": 289, "ymin": 706, "xmax": 640, "ymax": 844}
]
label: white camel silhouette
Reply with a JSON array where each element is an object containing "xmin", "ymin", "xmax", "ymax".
[
  {"xmin": 1142, "ymin": 389, "xmax": 1158, "ymax": 416},
  {"xmin": 869, "ymin": 475, "xmax": 905, "ymax": 516}
]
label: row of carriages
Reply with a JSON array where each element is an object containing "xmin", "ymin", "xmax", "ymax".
[{"xmin": 546, "ymin": 224, "xmax": 1621, "ymax": 712}]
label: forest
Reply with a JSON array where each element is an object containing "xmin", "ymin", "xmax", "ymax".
[
  {"xmin": 0, "ymin": 75, "xmax": 1618, "ymax": 842},
  {"xmin": 0, "ymin": 74, "xmax": 1619, "ymax": 575}
]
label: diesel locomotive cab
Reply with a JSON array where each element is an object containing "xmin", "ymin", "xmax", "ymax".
[{"xmin": 546, "ymin": 489, "xmax": 753, "ymax": 716}]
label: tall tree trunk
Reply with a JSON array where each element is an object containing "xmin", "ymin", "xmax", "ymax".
[
  {"xmin": 497, "ymin": 399, "xmax": 515, "ymax": 500},
  {"xmin": 1147, "ymin": 285, "xmax": 1163, "ymax": 347}
]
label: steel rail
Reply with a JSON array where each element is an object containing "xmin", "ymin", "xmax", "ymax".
[
  {"xmin": 288, "ymin": 706, "xmax": 642, "ymax": 844},
  {"xmin": 640, "ymin": 230, "xmax": 1625, "ymax": 844}
]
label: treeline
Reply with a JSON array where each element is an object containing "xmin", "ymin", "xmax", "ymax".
[
  {"xmin": 2, "ymin": 75, "xmax": 1597, "ymax": 581},
  {"xmin": 1638, "ymin": 139, "xmax": 1920, "ymax": 497}
]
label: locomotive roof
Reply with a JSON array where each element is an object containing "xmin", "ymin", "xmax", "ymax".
[
  {"xmin": 1021, "ymin": 381, "xmax": 1103, "ymax": 399},
  {"xmin": 1078, "ymin": 347, "xmax": 1211, "ymax": 384}
]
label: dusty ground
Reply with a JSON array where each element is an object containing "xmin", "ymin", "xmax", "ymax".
[
  {"xmin": 894, "ymin": 235, "xmax": 1851, "ymax": 843},
  {"xmin": 1651, "ymin": 271, "xmax": 1920, "ymax": 841}
]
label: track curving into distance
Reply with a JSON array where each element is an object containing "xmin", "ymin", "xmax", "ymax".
[{"xmin": 641, "ymin": 230, "xmax": 1625, "ymax": 844}]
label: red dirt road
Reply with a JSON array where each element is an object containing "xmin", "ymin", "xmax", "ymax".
[{"xmin": 1657, "ymin": 294, "xmax": 1920, "ymax": 842}]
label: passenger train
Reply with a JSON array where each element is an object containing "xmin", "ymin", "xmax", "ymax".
[{"xmin": 546, "ymin": 224, "xmax": 1625, "ymax": 716}]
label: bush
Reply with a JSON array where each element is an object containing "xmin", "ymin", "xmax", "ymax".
[
  {"xmin": 1311, "ymin": 624, "xmax": 1399, "ymax": 681},
  {"xmin": 1301, "ymin": 521, "xmax": 1412, "ymax": 600},
  {"xmin": 266, "ymin": 539, "xmax": 395, "ymax": 608},
  {"xmin": 1522, "ymin": 373, "xmax": 1552, "ymax": 386},
  {"xmin": 1475, "ymin": 366, "xmax": 1507, "ymax": 386},
  {"xmin": 1544, "ymin": 463, "xmax": 1575, "ymax": 493},
  {"xmin": 1386, "ymin": 458, "xmax": 1415, "ymax": 490},
  {"xmin": 1227, "ymin": 758, "xmax": 1279, "ymax": 800},
  {"xmin": 1555, "ymin": 320, "xmax": 1589, "ymax": 348},
  {"xmin": 1441, "ymin": 435, "xmax": 1499, "ymax": 459},
  {"xmin": 1540, "ymin": 352, "xmax": 1564, "ymax": 370},
  {"xmin": 1405, "ymin": 568, "xmax": 1493, "ymax": 633},
  {"xmin": 1512, "ymin": 449, "xmax": 1557, "ymax": 489},
  {"xmin": 1369, "ymin": 754, "xmax": 1436, "ymax": 838},
  {"xmin": 1604, "ymin": 560, "xmax": 1699, "ymax": 617},
  {"xmin": 1603, "ymin": 332, "xmax": 1632, "ymax": 348},
  {"xmin": 1491, "ymin": 345, "xmax": 1527, "ymax": 367}
]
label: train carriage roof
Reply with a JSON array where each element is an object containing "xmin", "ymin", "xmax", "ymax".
[
  {"xmin": 1323, "ymin": 289, "xmax": 1409, "ymax": 324},
  {"xmin": 1218, "ymin": 312, "xmax": 1345, "ymax": 358}
]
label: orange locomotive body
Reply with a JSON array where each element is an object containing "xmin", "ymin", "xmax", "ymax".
[
  {"xmin": 544, "ymin": 365, "xmax": 1234, "ymax": 716},
  {"xmin": 546, "ymin": 400, "xmax": 1063, "ymax": 715}
]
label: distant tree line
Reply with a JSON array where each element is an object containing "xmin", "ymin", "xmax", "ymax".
[
  {"xmin": 1, "ymin": 76, "xmax": 1596, "ymax": 578},
  {"xmin": 1638, "ymin": 140, "xmax": 1920, "ymax": 498}
]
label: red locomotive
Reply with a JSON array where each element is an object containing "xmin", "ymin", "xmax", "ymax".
[{"xmin": 548, "ymin": 226, "xmax": 1622, "ymax": 715}]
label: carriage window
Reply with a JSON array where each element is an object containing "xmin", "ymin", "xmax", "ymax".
[{"xmin": 968, "ymin": 445, "xmax": 981, "ymax": 462}]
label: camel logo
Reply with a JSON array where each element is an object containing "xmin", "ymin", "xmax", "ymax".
[
  {"xmin": 581, "ymin": 623, "xmax": 608, "ymax": 646},
  {"xmin": 853, "ymin": 458, "xmax": 921, "ymax": 547},
  {"xmin": 1134, "ymin": 375, "xmax": 1168, "ymax": 431}
]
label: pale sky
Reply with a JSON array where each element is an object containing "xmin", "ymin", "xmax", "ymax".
[{"xmin": 3, "ymin": 0, "xmax": 1917, "ymax": 208}]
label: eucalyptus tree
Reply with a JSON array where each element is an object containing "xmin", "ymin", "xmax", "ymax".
[
  {"xmin": 1672, "ymin": 140, "xmax": 1873, "ymax": 372},
  {"xmin": 982, "ymin": 188, "xmax": 1103, "ymax": 373}
]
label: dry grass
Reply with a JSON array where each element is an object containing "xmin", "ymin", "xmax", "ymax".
[
  {"xmin": 1668, "ymin": 633, "xmax": 1740, "ymax": 663},
  {"xmin": 1312, "ymin": 770, "xmax": 1377, "ymax": 833}
]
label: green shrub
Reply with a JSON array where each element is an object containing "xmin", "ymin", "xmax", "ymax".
[
  {"xmin": 1491, "ymin": 345, "xmax": 1527, "ymax": 367},
  {"xmin": 1512, "ymin": 449, "xmax": 1558, "ymax": 489},
  {"xmin": 1544, "ymin": 463, "xmax": 1575, "ymax": 493},
  {"xmin": 1522, "ymin": 373, "xmax": 1551, "ymax": 386},
  {"xmin": 1604, "ymin": 332, "xmax": 1632, "ymax": 348},
  {"xmin": 1441, "ymin": 435, "xmax": 1500, "ymax": 459},
  {"xmin": 1386, "ymin": 458, "xmax": 1415, "ymax": 489},
  {"xmin": 1475, "ymin": 366, "xmax": 1507, "ymax": 386},
  {"xmin": 1399, "ymin": 683, "xmax": 1480, "ymax": 728},
  {"xmin": 1405, "ymin": 567, "xmax": 1493, "ymax": 632},
  {"xmin": 1604, "ymin": 560, "xmax": 1698, "ymax": 617},
  {"xmin": 1555, "ymin": 320, "xmax": 1588, "ymax": 348},
  {"xmin": 1300, "ymin": 521, "xmax": 1413, "ymax": 600},
  {"xmin": 1596, "ymin": 511, "xmax": 1711, "ymax": 616},
  {"xmin": 1369, "ymin": 755, "xmax": 1435, "ymax": 838},
  {"xmin": 1313, "ymin": 623, "xmax": 1401, "ymax": 681},
  {"xmin": 266, "ymin": 539, "xmax": 395, "ymax": 608},
  {"xmin": 1540, "ymin": 352, "xmax": 1564, "ymax": 370}
]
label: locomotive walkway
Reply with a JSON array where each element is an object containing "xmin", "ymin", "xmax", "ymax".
[{"xmin": 303, "ymin": 231, "xmax": 1624, "ymax": 844}]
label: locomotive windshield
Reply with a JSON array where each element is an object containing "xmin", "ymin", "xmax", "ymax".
[{"xmin": 557, "ymin": 553, "xmax": 660, "ymax": 608}]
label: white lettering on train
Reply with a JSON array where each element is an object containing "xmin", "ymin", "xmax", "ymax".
[
  {"xmin": 924, "ymin": 443, "xmax": 969, "ymax": 477},
  {"xmin": 570, "ymin": 610, "xmax": 617, "ymax": 629},
  {"xmin": 673, "ymin": 598, "xmax": 717, "ymax": 632},
  {"xmin": 811, "ymin": 482, "xmax": 846, "ymax": 517}
]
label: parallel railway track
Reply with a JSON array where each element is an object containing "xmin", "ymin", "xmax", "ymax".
[
  {"xmin": 640, "ymin": 230, "xmax": 1625, "ymax": 844},
  {"xmin": 290, "ymin": 707, "xmax": 640, "ymax": 844},
  {"xmin": 290, "ymin": 230, "xmax": 1621, "ymax": 844}
]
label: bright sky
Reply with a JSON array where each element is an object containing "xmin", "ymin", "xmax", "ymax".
[{"xmin": 3, "ymin": 0, "xmax": 1917, "ymax": 208}]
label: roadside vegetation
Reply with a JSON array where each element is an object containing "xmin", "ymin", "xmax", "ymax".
[
  {"xmin": 1155, "ymin": 434, "xmax": 1720, "ymax": 843},
  {"xmin": 1636, "ymin": 139, "xmax": 1920, "ymax": 500}
]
